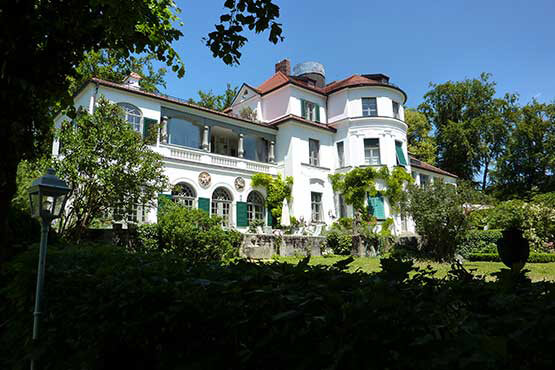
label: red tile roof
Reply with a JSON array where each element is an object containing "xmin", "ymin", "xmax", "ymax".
[
  {"xmin": 254, "ymin": 72, "xmax": 407, "ymax": 103},
  {"xmin": 409, "ymin": 156, "xmax": 458, "ymax": 178},
  {"xmin": 88, "ymin": 78, "xmax": 276, "ymax": 130}
]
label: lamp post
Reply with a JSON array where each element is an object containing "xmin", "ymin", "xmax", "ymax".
[{"xmin": 28, "ymin": 168, "xmax": 70, "ymax": 370}]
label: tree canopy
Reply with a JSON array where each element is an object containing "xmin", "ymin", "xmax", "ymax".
[
  {"xmin": 0, "ymin": 0, "xmax": 283, "ymax": 260},
  {"xmin": 188, "ymin": 84, "xmax": 239, "ymax": 112},
  {"xmin": 54, "ymin": 98, "xmax": 168, "ymax": 240},
  {"xmin": 418, "ymin": 73, "xmax": 515, "ymax": 190},
  {"xmin": 492, "ymin": 101, "xmax": 555, "ymax": 199},
  {"xmin": 404, "ymin": 109, "xmax": 437, "ymax": 165}
]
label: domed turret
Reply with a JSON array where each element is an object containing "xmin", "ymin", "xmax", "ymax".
[{"xmin": 293, "ymin": 61, "xmax": 326, "ymax": 88}]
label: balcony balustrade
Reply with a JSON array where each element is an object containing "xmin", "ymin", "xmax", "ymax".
[{"xmin": 154, "ymin": 144, "xmax": 277, "ymax": 175}]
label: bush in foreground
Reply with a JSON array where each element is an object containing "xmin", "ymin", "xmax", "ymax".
[
  {"xmin": 2, "ymin": 246, "xmax": 555, "ymax": 370},
  {"xmin": 137, "ymin": 200, "xmax": 241, "ymax": 262}
]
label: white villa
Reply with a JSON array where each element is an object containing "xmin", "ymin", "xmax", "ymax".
[{"xmin": 54, "ymin": 59, "xmax": 457, "ymax": 235}]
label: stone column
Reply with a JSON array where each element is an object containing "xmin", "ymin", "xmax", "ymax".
[
  {"xmin": 269, "ymin": 140, "xmax": 275, "ymax": 163},
  {"xmin": 160, "ymin": 116, "xmax": 169, "ymax": 144},
  {"xmin": 202, "ymin": 125, "xmax": 210, "ymax": 151},
  {"xmin": 238, "ymin": 134, "xmax": 244, "ymax": 158}
]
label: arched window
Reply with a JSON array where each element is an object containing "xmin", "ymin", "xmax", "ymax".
[
  {"xmin": 171, "ymin": 182, "xmax": 196, "ymax": 209},
  {"xmin": 118, "ymin": 103, "xmax": 142, "ymax": 132},
  {"xmin": 247, "ymin": 191, "xmax": 265, "ymax": 223},
  {"xmin": 211, "ymin": 187, "xmax": 233, "ymax": 226}
]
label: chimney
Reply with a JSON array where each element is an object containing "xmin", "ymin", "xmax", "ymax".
[
  {"xmin": 123, "ymin": 72, "xmax": 143, "ymax": 89},
  {"xmin": 275, "ymin": 59, "xmax": 291, "ymax": 75}
]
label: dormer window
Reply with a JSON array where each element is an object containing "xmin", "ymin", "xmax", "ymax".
[
  {"xmin": 301, "ymin": 99, "xmax": 320, "ymax": 122},
  {"xmin": 362, "ymin": 97, "xmax": 378, "ymax": 117}
]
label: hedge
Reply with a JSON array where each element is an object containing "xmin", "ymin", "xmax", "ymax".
[
  {"xmin": 458, "ymin": 229, "xmax": 503, "ymax": 257},
  {"xmin": 2, "ymin": 246, "xmax": 555, "ymax": 370},
  {"xmin": 467, "ymin": 252, "xmax": 555, "ymax": 263}
]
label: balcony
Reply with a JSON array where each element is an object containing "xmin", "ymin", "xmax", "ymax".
[{"xmin": 154, "ymin": 144, "xmax": 278, "ymax": 175}]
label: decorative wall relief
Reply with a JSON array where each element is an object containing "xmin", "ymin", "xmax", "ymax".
[
  {"xmin": 198, "ymin": 171, "xmax": 211, "ymax": 188},
  {"xmin": 234, "ymin": 177, "xmax": 245, "ymax": 191}
]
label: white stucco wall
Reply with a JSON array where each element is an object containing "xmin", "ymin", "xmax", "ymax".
[
  {"xmin": 276, "ymin": 120, "xmax": 334, "ymax": 224},
  {"xmin": 328, "ymin": 86, "xmax": 405, "ymax": 123},
  {"xmin": 288, "ymin": 86, "xmax": 327, "ymax": 123}
]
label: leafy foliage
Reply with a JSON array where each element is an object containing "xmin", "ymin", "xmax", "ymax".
[
  {"xmin": 155, "ymin": 201, "xmax": 241, "ymax": 262},
  {"xmin": 458, "ymin": 229, "xmax": 503, "ymax": 257},
  {"xmin": 330, "ymin": 166, "xmax": 413, "ymax": 213},
  {"xmin": 405, "ymin": 109, "xmax": 437, "ymax": 164},
  {"xmin": 205, "ymin": 0, "xmax": 284, "ymax": 65},
  {"xmin": 0, "ymin": 0, "xmax": 283, "ymax": 261},
  {"xmin": 467, "ymin": 252, "xmax": 555, "ymax": 263},
  {"xmin": 54, "ymin": 98, "xmax": 167, "ymax": 240},
  {"xmin": 418, "ymin": 73, "xmax": 515, "ymax": 188},
  {"xmin": 492, "ymin": 101, "xmax": 555, "ymax": 198},
  {"xmin": 67, "ymin": 49, "xmax": 168, "ymax": 94},
  {"xmin": 483, "ymin": 199, "xmax": 555, "ymax": 253},
  {"xmin": 188, "ymin": 83, "xmax": 239, "ymax": 111},
  {"xmin": 3, "ymin": 248, "xmax": 555, "ymax": 369},
  {"xmin": 251, "ymin": 173, "xmax": 293, "ymax": 226},
  {"xmin": 239, "ymin": 106, "xmax": 258, "ymax": 121},
  {"xmin": 406, "ymin": 181, "xmax": 485, "ymax": 260}
]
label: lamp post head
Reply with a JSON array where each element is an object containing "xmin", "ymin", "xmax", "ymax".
[{"xmin": 28, "ymin": 168, "xmax": 71, "ymax": 221}]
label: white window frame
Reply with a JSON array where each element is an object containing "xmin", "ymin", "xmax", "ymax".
[
  {"xmin": 311, "ymin": 192, "xmax": 323, "ymax": 222},
  {"xmin": 336, "ymin": 141, "xmax": 345, "ymax": 167},
  {"xmin": 392, "ymin": 101, "xmax": 400, "ymax": 119},
  {"xmin": 211, "ymin": 187, "xmax": 233, "ymax": 226},
  {"xmin": 247, "ymin": 191, "xmax": 265, "ymax": 223},
  {"xmin": 309, "ymin": 138, "xmax": 320, "ymax": 166},
  {"xmin": 364, "ymin": 138, "xmax": 380, "ymax": 165},
  {"xmin": 362, "ymin": 97, "xmax": 378, "ymax": 117},
  {"xmin": 118, "ymin": 103, "xmax": 142, "ymax": 133},
  {"xmin": 172, "ymin": 182, "xmax": 197, "ymax": 209}
]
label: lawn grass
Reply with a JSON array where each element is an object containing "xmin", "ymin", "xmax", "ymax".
[{"xmin": 274, "ymin": 255, "xmax": 555, "ymax": 281}]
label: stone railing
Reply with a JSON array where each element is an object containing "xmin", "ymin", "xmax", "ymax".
[
  {"xmin": 240, "ymin": 233, "xmax": 326, "ymax": 259},
  {"xmin": 154, "ymin": 144, "xmax": 278, "ymax": 175}
]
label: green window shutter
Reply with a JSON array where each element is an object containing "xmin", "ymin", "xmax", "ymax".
[
  {"xmin": 143, "ymin": 118, "xmax": 158, "ymax": 145},
  {"xmin": 198, "ymin": 197, "xmax": 210, "ymax": 213},
  {"xmin": 236, "ymin": 201, "xmax": 248, "ymax": 227},
  {"xmin": 368, "ymin": 195, "xmax": 386, "ymax": 220},
  {"xmin": 267, "ymin": 207, "xmax": 273, "ymax": 226},
  {"xmin": 157, "ymin": 194, "xmax": 173, "ymax": 214},
  {"xmin": 301, "ymin": 99, "xmax": 307, "ymax": 119},
  {"xmin": 315, "ymin": 104, "xmax": 320, "ymax": 122},
  {"xmin": 395, "ymin": 141, "xmax": 407, "ymax": 166}
]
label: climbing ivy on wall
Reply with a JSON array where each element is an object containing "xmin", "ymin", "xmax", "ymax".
[
  {"xmin": 329, "ymin": 166, "xmax": 413, "ymax": 214},
  {"xmin": 251, "ymin": 173, "xmax": 293, "ymax": 225}
]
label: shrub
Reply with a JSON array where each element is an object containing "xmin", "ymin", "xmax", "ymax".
[
  {"xmin": 485, "ymin": 200, "xmax": 555, "ymax": 253},
  {"xmin": 467, "ymin": 253, "xmax": 555, "ymax": 263},
  {"xmin": 136, "ymin": 223, "xmax": 159, "ymax": 251},
  {"xmin": 3, "ymin": 247, "xmax": 555, "ymax": 370},
  {"xmin": 406, "ymin": 181, "xmax": 484, "ymax": 261},
  {"xmin": 157, "ymin": 201, "xmax": 241, "ymax": 262},
  {"xmin": 458, "ymin": 229, "xmax": 503, "ymax": 257},
  {"xmin": 325, "ymin": 229, "xmax": 352, "ymax": 255}
]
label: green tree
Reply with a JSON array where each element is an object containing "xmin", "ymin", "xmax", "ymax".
[
  {"xmin": 492, "ymin": 101, "xmax": 555, "ymax": 198},
  {"xmin": 251, "ymin": 173, "xmax": 293, "ymax": 225},
  {"xmin": 419, "ymin": 73, "xmax": 512, "ymax": 188},
  {"xmin": 54, "ymin": 98, "xmax": 168, "ymax": 240},
  {"xmin": 68, "ymin": 49, "xmax": 168, "ymax": 95},
  {"xmin": 406, "ymin": 181, "xmax": 486, "ymax": 261},
  {"xmin": 188, "ymin": 83, "xmax": 239, "ymax": 111},
  {"xmin": 404, "ymin": 109, "xmax": 437, "ymax": 164},
  {"xmin": 0, "ymin": 0, "xmax": 283, "ymax": 260}
]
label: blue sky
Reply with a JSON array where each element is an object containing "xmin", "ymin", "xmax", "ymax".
[{"xmin": 157, "ymin": 0, "xmax": 555, "ymax": 108}]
